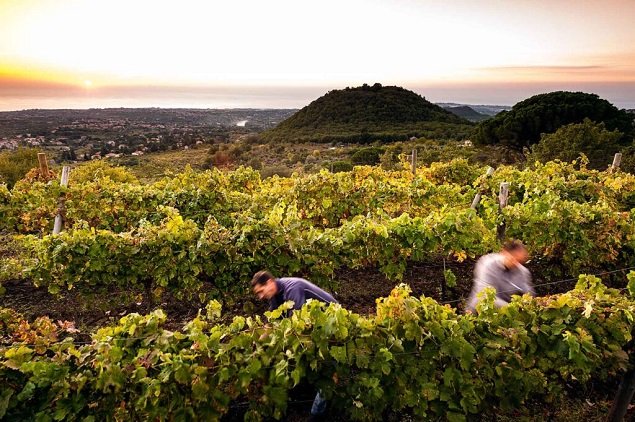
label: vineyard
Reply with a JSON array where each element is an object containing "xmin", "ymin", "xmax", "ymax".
[{"xmin": 2, "ymin": 158, "xmax": 635, "ymax": 420}]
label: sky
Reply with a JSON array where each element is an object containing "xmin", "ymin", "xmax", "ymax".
[{"xmin": 1, "ymin": 0, "xmax": 634, "ymax": 110}]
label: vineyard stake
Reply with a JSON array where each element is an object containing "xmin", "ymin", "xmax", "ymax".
[
  {"xmin": 411, "ymin": 148, "xmax": 417, "ymax": 174},
  {"xmin": 52, "ymin": 166, "xmax": 70, "ymax": 235},
  {"xmin": 470, "ymin": 166, "xmax": 495, "ymax": 209},
  {"xmin": 610, "ymin": 153, "xmax": 622, "ymax": 173},
  {"xmin": 37, "ymin": 152, "xmax": 49, "ymax": 177},
  {"xmin": 497, "ymin": 182, "xmax": 509, "ymax": 241}
]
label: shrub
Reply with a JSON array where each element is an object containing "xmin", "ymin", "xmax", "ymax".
[
  {"xmin": 260, "ymin": 166, "xmax": 292, "ymax": 178},
  {"xmin": 209, "ymin": 151, "xmax": 231, "ymax": 168},
  {"xmin": 330, "ymin": 160, "xmax": 353, "ymax": 172},
  {"xmin": 351, "ymin": 147, "xmax": 384, "ymax": 165},
  {"xmin": 530, "ymin": 119, "xmax": 623, "ymax": 170},
  {"xmin": 70, "ymin": 160, "xmax": 138, "ymax": 184},
  {"xmin": 247, "ymin": 158, "xmax": 263, "ymax": 170},
  {"xmin": 0, "ymin": 148, "xmax": 41, "ymax": 188}
]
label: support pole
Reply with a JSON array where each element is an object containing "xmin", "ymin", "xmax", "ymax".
[
  {"xmin": 497, "ymin": 182, "xmax": 509, "ymax": 241},
  {"xmin": 411, "ymin": 148, "xmax": 417, "ymax": 175},
  {"xmin": 611, "ymin": 153, "xmax": 622, "ymax": 172},
  {"xmin": 52, "ymin": 166, "xmax": 70, "ymax": 235},
  {"xmin": 470, "ymin": 167, "xmax": 495, "ymax": 209},
  {"xmin": 37, "ymin": 153, "xmax": 49, "ymax": 177}
]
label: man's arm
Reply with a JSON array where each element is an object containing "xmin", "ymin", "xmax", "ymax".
[
  {"xmin": 522, "ymin": 268, "xmax": 535, "ymax": 297},
  {"xmin": 285, "ymin": 285, "xmax": 306, "ymax": 311}
]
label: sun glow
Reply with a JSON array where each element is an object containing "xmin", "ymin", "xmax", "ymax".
[{"xmin": 1, "ymin": 0, "xmax": 634, "ymax": 109}]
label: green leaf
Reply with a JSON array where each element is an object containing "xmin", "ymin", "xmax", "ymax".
[
  {"xmin": 247, "ymin": 359, "xmax": 262, "ymax": 375},
  {"xmin": 444, "ymin": 268, "xmax": 457, "ymax": 288},
  {"xmin": 206, "ymin": 300, "xmax": 223, "ymax": 320},
  {"xmin": 191, "ymin": 379, "xmax": 209, "ymax": 400},
  {"xmin": 0, "ymin": 388, "xmax": 13, "ymax": 419},
  {"xmin": 330, "ymin": 346, "xmax": 347, "ymax": 363},
  {"xmin": 291, "ymin": 367, "xmax": 302, "ymax": 387},
  {"xmin": 447, "ymin": 411, "xmax": 467, "ymax": 422},
  {"xmin": 174, "ymin": 366, "xmax": 190, "ymax": 384}
]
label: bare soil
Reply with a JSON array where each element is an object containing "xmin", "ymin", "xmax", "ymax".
[{"xmin": 3, "ymin": 258, "xmax": 630, "ymax": 333}]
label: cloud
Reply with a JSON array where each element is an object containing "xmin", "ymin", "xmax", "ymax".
[
  {"xmin": 470, "ymin": 62, "xmax": 635, "ymax": 84},
  {"xmin": 0, "ymin": 76, "xmax": 83, "ymax": 97},
  {"xmin": 479, "ymin": 65, "xmax": 606, "ymax": 72}
]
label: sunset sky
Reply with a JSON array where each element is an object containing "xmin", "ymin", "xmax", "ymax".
[{"xmin": 1, "ymin": 0, "xmax": 634, "ymax": 110}]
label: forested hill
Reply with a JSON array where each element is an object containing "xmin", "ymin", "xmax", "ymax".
[
  {"xmin": 443, "ymin": 105, "xmax": 489, "ymax": 122},
  {"xmin": 473, "ymin": 91, "xmax": 635, "ymax": 149},
  {"xmin": 261, "ymin": 83, "xmax": 473, "ymax": 143}
]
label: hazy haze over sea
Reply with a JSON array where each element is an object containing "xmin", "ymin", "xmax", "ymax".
[{"xmin": 1, "ymin": 82, "xmax": 633, "ymax": 112}]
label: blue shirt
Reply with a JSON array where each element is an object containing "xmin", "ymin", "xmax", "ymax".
[{"xmin": 269, "ymin": 277, "xmax": 337, "ymax": 312}]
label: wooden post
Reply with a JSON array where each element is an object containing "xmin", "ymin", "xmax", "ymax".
[
  {"xmin": 497, "ymin": 182, "xmax": 509, "ymax": 241},
  {"xmin": 611, "ymin": 153, "xmax": 622, "ymax": 172},
  {"xmin": 37, "ymin": 153, "xmax": 49, "ymax": 177},
  {"xmin": 470, "ymin": 194, "xmax": 482, "ymax": 210},
  {"xmin": 471, "ymin": 167, "xmax": 495, "ymax": 209},
  {"xmin": 411, "ymin": 148, "xmax": 417, "ymax": 175},
  {"xmin": 607, "ymin": 367, "xmax": 635, "ymax": 422},
  {"xmin": 52, "ymin": 166, "xmax": 70, "ymax": 235},
  {"xmin": 499, "ymin": 182, "xmax": 509, "ymax": 209}
]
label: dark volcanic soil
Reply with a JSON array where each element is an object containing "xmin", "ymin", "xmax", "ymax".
[
  {"xmin": 3, "ymin": 259, "xmax": 633, "ymax": 422},
  {"xmin": 3, "ymin": 258, "xmax": 630, "ymax": 333}
]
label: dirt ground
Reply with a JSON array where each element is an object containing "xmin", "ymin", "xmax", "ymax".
[
  {"xmin": 3, "ymin": 259, "xmax": 634, "ymax": 421},
  {"xmin": 3, "ymin": 258, "xmax": 630, "ymax": 336}
]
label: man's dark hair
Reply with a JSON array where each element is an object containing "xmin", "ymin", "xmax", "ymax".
[
  {"xmin": 251, "ymin": 270, "xmax": 274, "ymax": 287},
  {"xmin": 502, "ymin": 239, "xmax": 526, "ymax": 252}
]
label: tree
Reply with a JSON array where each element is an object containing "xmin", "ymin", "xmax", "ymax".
[
  {"xmin": 530, "ymin": 119, "xmax": 623, "ymax": 169},
  {"xmin": 329, "ymin": 160, "xmax": 353, "ymax": 172},
  {"xmin": 474, "ymin": 91, "xmax": 634, "ymax": 149},
  {"xmin": 61, "ymin": 148, "xmax": 77, "ymax": 161},
  {"xmin": 0, "ymin": 148, "xmax": 41, "ymax": 188},
  {"xmin": 351, "ymin": 147, "xmax": 384, "ymax": 165}
]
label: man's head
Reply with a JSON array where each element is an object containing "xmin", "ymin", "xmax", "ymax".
[
  {"xmin": 251, "ymin": 270, "xmax": 278, "ymax": 300},
  {"xmin": 501, "ymin": 240, "xmax": 529, "ymax": 269}
]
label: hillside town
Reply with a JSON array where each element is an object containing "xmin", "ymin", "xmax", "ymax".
[{"xmin": 0, "ymin": 108, "xmax": 295, "ymax": 161}]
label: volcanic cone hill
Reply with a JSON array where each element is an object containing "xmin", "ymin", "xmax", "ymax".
[{"xmin": 261, "ymin": 83, "xmax": 473, "ymax": 143}]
